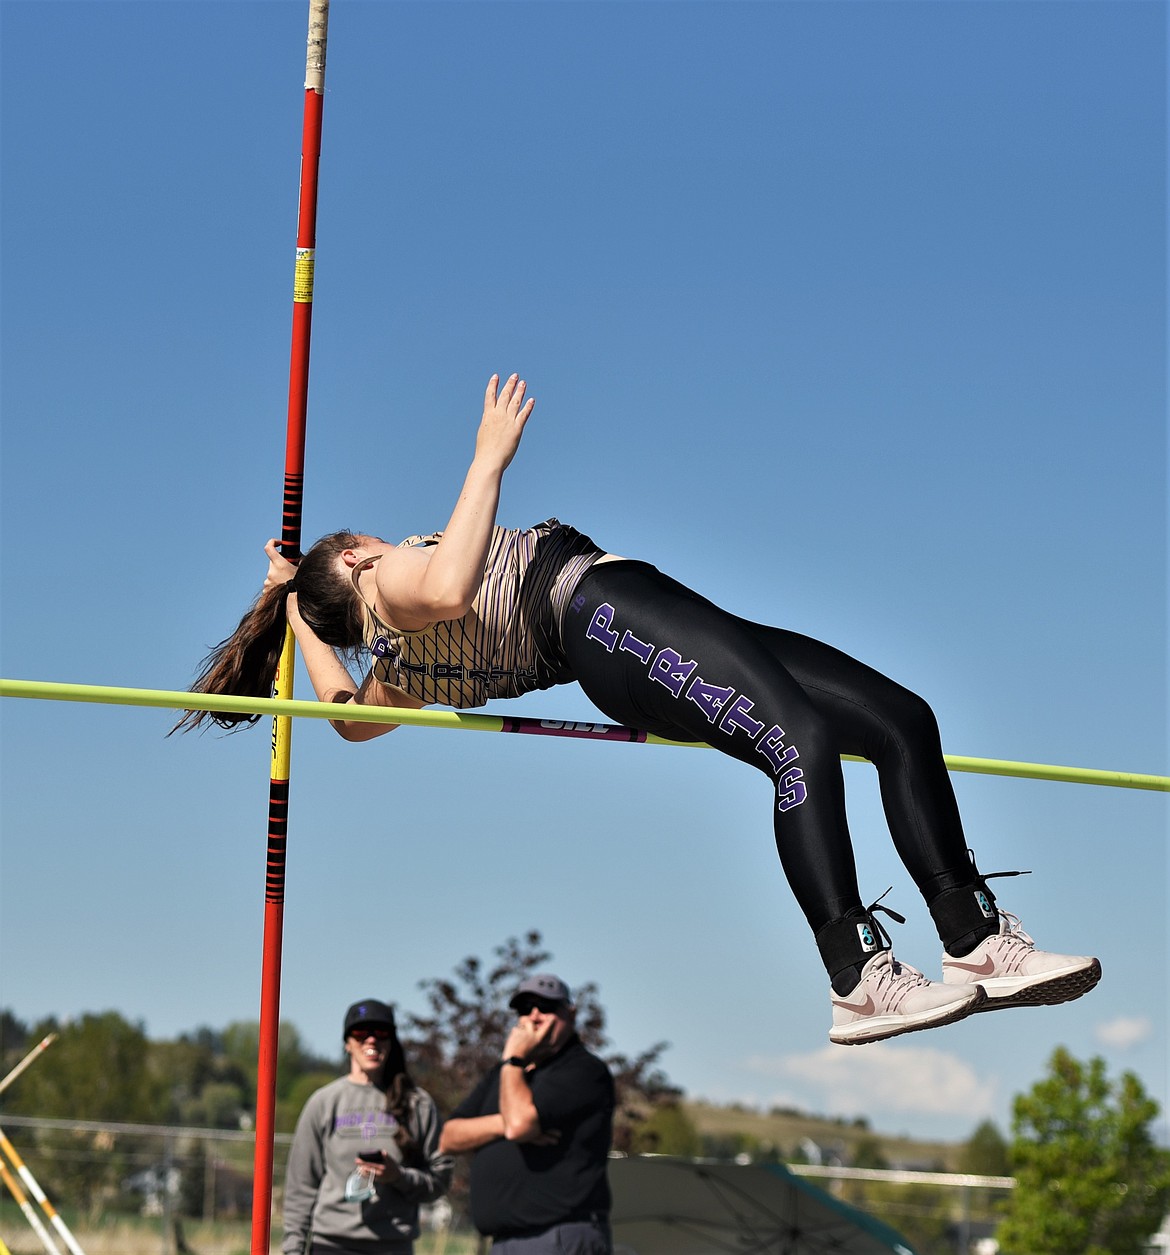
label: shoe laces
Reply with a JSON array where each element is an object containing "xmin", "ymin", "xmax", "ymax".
[
  {"xmin": 887, "ymin": 956, "xmax": 930, "ymax": 990},
  {"xmin": 991, "ymin": 909, "xmax": 1035, "ymax": 951},
  {"xmin": 965, "ymin": 851, "xmax": 1035, "ymax": 952},
  {"xmin": 864, "ymin": 950, "xmax": 931, "ymax": 1001},
  {"xmin": 864, "ymin": 887, "xmax": 905, "ymax": 947},
  {"xmin": 968, "ymin": 847, "xmax": 1033, "ymax": 901},
  {"xmin": 862, "ymin": 891, "xmax": 929, "ymax": 990}
]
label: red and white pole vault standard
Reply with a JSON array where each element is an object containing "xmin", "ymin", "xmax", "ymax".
[{"xmin": 251, "ymin": 3, "xmax": 329, "ymax": 1251}]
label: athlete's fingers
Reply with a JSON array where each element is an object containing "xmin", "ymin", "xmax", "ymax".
[{"xmin": 496, "ymin": 372, "xmax": 518, "ymax": 408}]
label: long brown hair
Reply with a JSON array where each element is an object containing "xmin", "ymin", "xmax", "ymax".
[
  {"xmin": 378, "ymin": 1031, "xmax": 427, "ymax": 1169},
  {"xmin": 173, "ymin": 531, "xmax": 369, "ymax": 732}
]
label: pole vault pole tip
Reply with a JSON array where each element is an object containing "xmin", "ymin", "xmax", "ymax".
[{"xmin": 305, "ymin": 0, "xmax": 330, "ymax": 93}]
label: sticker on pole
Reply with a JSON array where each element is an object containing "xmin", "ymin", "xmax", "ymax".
[{"xmin": 293, "ymin": 248, "xmax": 315, "ymax": 303}]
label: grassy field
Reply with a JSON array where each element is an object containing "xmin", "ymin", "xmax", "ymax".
[
  {"xmin": 0, "ymin": 1210, "xmax": 483, "ymax": 1255},
  {"xmin": 682, "ymin": 1099, "xmax": 965, "ymax": 1171}
]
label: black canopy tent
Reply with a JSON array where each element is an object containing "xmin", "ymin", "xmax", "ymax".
[{"xmin": 610, "ymin": 1156, "xmax": 918, "ymax": 1255}]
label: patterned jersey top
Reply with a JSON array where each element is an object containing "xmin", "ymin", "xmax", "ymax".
[{"xmin": 359, "ymin": 519, "xmax": 604, "ymax": 708}]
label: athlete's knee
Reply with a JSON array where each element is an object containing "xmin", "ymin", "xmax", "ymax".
[
  {"xmin": 897, "ymin": 684, "xmax": 942, "ymax": 737},
  {"xmin": 869, "ymin": 682, "xmax": 945, "ymax": 761},
  {"xmin": 762, "ymin": 707, "xmax": 839, "ymax": 812}
]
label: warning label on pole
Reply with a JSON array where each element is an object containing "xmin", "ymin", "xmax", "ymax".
[{"xmin": 293, "ymin": 248, "xmax": 315, "ymax": 303}]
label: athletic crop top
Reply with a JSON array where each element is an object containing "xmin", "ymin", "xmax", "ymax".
[{"xmin": 358, "ymin": 519, "xmax": 604, "ymax": 709}]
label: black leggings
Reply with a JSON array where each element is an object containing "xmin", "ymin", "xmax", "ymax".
[{"xmin": 561, "ymin": 561, "xmax": 976, "ymax": 937}]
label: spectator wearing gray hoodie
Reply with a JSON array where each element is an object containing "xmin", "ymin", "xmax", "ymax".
[{"xmin": 282, "ymin": 999, "xmax": 452, "ymax": 1255}]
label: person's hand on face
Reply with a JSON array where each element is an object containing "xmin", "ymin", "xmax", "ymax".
[{"xmin": 504, "ymin": 996, "xmax": 572, "ymax": 1064}]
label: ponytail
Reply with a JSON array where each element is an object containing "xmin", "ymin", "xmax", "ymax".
[
  {"xmin": 171, "ymin": 583, "xmax": 295, "ymax": 733},
  {"xmin": 173, "ymin": 530, "xmax": 368, "ymax": 734}
]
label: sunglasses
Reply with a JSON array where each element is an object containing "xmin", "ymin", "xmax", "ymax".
[
  {"xmin": 348, "ymin": 1024, "xmax": 392, "ymax": 1041},
  {"xmin": 514, "ymin": 997, "xmax": 565, "ymax": 1017}
]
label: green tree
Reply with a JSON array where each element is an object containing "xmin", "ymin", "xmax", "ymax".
[
  {"xmin": 220, "ymin": 1019, "xmax": 315, "ymax": 1104},
  {"xmin": 277, "ymin": 1069, "xmax": 340, "ymax": 1134},
  {"xmin": 959, "ymin": 1119, "xmax": 1009, "ymax": 1176},
  {"xmin": 5, "ymin": 1011, "xmax": 164, "ymax": 1122},
  {"xmin": 850, "ymin": 1134, "xmax": 889, "ymax": 1169},
  {"xmin": 2, "ymin": 1012, "xmax": 167, "ymax": 1219},
  {"xmin": 197, "ymin": 1080, "xmax": 250, "ymax": 1129},
  {"xmin": 996, "ymin": 1046, "xmax": 1170, "ymax": 1255},
  {"xmin": 0, "ymin": 1008, "xmax": 32, "ymax": 1066},
  {"xmin": 956, "ymin": 1119, "xmax": 1012, "ymax": 1237}
]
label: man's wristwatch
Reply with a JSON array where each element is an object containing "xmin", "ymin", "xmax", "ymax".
[{"xmin": 503, "ymin": 1056, "xmax": 528, "ymax": 1068}]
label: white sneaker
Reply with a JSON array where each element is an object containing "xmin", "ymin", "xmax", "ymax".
[
  {"xmin": 942, "ymin": 911, "xmax": 1101, "ymax": 1011},
  {"xmin": 829, "ymin": 949, "xmax": 986, "ymax": 1045}
]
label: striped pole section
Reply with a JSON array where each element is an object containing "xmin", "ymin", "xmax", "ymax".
[
  {"xmin": 0, "ymin": 1034, "xmax": 56, "ymax": 1097},
  {"xmin": 0, "ymin": 1159, "xmax": 62, "ymax": 1255},
  {"xmin": 251, "ymin": 4, "xmax": 329, "ymax": 1253},
  {"xmin": 0, "ymin": 1130, "xmax": 84, "ymax": 1255}
]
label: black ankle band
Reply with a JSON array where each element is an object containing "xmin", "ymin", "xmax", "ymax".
[
  {"xmin": 929, "ymin": 882, "xmax": 999, "ymax": 956},
  {"xmin": 815, "ymin": 911, "xmax": 887, "ymax": 986}
]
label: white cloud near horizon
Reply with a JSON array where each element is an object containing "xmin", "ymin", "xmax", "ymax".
[
  {"xmin": 1095, "ymin": 1015, "xmax": 1153, "ymax": 1050},
  {"xmin": 745, "ymin": 1044, "xmax": 999, "ymax": 1123}
]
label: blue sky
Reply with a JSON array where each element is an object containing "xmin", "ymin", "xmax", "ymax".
[{"xmin": 1, "ymin": 0, "xmax": 1165, "ymax": 1146}]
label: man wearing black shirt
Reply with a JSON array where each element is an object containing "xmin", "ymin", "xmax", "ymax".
[{"xmin": 439, "ymin": 974, "xmax": 614, "ymax": 1254}]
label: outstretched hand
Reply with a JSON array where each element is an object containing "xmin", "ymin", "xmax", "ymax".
[
  {"xmin": 475, "ymin": 373, "xmax": 534, "ymax": 473},
  {"xmin": 263, "ymin": 538, "xmax": 298, "ymax": 589}
]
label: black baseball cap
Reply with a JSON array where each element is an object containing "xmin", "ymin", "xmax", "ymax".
[{"xmin": 343, "ymin": 999, "xmax": 396, "ymax": 1038}]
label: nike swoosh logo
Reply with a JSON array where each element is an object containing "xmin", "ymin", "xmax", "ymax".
[
  {"xmin": 947, "ymin": 956, "xmax": 996, "ymax": 976},
  {"xmin": 831, "ymin": 994, "xmax": 877, "ymax": 1015}
]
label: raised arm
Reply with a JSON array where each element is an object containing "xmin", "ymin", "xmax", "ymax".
[
  {"xmin": 370, "ymin": 373, "xmax": 534, "ymax": 629},
  {"xmin": 248, "ymin": 374, "xmax": 532, "ymax": 740}
]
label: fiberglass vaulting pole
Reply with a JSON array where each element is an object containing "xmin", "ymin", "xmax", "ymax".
[{"xmin": 251, "ymin": 3, "xmax": 329, "ymax": 1251}]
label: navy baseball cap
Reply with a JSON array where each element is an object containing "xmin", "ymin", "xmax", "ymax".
[
  {"xmin": 509, "ymin": 974, "xmax": 573, "ymax": 1009},
  {"xmin": 343, "ymin": 999, "xmax": 396, "ymax": 1037}
]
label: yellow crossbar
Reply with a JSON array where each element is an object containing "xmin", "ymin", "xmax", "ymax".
[{"xmin": 1, "ymin": 677, "xmax": 1166, "ymax": 792}]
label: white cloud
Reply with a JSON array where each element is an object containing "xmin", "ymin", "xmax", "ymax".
[
  {"xmin": 745, "ymin": 1043, "xmax": 998, "ymax": 1121},
  {"xmin": 1095, "ymin": 1016, "xmax": 1152, "ymax": 1050}
]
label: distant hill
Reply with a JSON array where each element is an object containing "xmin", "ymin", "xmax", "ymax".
[{"xmin": 681, "ymin": 1100, "xmax": 965, "ymax": 1172}]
